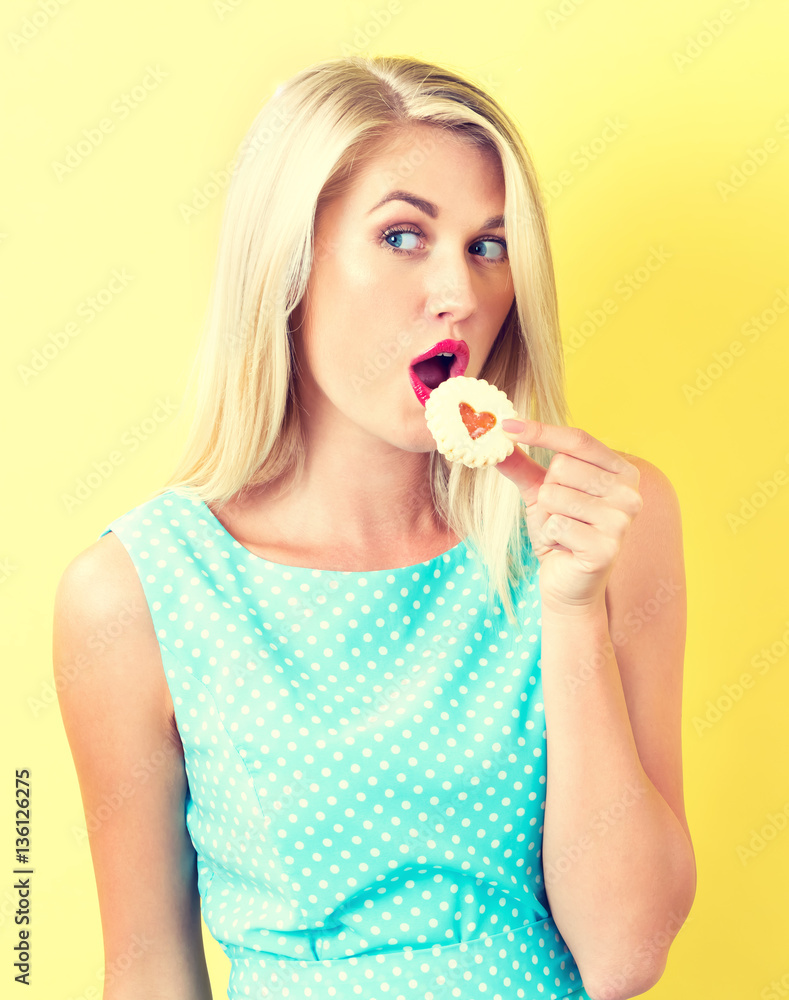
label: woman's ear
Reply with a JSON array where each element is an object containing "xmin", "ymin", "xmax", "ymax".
[{"xmin": 288, "ymin": 297, "xmax": 305, "ymax": 339}]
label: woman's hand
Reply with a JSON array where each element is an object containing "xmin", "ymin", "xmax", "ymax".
[{"xmin": 494, "ymin": 419, "xmax": 643, "ymax": 615}]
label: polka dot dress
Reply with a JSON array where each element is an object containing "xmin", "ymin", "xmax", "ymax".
[{"xmin": 98, "ymin": 489, "xmax": 591, "ymax": 1000}]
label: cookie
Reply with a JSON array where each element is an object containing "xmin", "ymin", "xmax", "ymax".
[{"xmin": 424, "ymin": 375, "xmax": 520, "ymax": 467}]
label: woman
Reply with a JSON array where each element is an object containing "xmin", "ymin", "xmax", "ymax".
[{"xmin": 54, "ymin": 55, "xmax": 696, "ymax": 1000}]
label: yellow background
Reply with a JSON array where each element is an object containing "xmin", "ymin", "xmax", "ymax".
[{"xmin": 3, "ymin": 0, "xmax": 787, "ymax": 997}]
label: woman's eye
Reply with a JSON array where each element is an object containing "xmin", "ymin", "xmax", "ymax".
[
  {"xmin": 470, "ymin": 239, "xmax": 507, "ymax": 261},
  {"xmin": 383, "ymin": 229, "xmax": 421, "ymax": 251}
]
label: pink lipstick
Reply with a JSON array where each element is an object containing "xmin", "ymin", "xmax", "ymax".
[{"xmin": 409, "ymin": 339, "xmax": 469, "ymax": 407}]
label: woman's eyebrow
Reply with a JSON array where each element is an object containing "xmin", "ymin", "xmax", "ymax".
[{"xmin": 367, "ymin": 189, "xmax": 505, "ymax": 229}]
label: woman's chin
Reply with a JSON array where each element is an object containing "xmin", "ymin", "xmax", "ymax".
[{"xmin": 391, "ymin": 422, "xmax": 442, "ymax": 456}]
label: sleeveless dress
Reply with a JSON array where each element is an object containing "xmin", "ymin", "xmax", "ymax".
[{"xmin": 98, "ymin": 487, "xmax": 591, "ymax": 1000}]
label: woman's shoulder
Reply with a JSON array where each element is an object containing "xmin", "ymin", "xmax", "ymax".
[
  {"xmin": 612, "ymin": 449, "xmax": 675, "ymax": 488},
  {"xmin": 58, "ymin": 529, "xmax": 147, "ymax": 615},
  {"xmin": 611, "ymin": 450, "xmax": 681, "ymax": 523},
  {"xmin": 54, "ymin": 531, "xmax": 175, "ymax": 725}
]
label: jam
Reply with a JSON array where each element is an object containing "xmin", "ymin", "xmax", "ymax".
[{"xmin": 459, "ymin": 402, "xmax": 496, "ymax": 440}]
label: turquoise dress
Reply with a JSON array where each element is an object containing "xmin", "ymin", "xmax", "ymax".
[{"xmin": 98, "ymin": 487, "xmax": 591, "ymax": 1000}]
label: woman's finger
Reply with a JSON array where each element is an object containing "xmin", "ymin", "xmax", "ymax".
[
  {"xmin": 494, "ymin": 442, "xmax": 548, "ymax": 502},
  {"xmin": 542, "ymin": 453, "xmax": 621, "ymax": 497},
  {"xmin": 539, "ymin": 482, "xmax": 637, "ymax": 535},
  {"xmin": 500, "ymin": 419, "xmax": 635, "ymax": 479}
]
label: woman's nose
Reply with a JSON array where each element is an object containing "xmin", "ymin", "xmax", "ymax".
[{"xmin": 425, "ymin": 256, "xmax": 477, "ymax": 321}]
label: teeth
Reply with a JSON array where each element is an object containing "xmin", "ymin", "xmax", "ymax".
[{"xmin": 436, "ymin": 352, "xmax": 454, "ymax": 357}]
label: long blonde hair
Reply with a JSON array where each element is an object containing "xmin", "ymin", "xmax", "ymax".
[{"xmin": 155, "ymin": 54, "xmax": 569, "ymax": 626}]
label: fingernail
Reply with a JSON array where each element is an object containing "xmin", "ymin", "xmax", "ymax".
[{"xmin": 501, "ymin": 419, "xmax": 525, "ymax": 434}]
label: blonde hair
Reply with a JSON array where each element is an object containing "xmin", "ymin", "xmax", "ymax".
[{"xmin": 155, "ymin": 54, "xmax": 570, "ymax": 626}]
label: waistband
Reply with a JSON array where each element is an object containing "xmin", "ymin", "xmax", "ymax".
[{"xmin": 223, "ymin": 914, "xmax": 591, "ymax": 1000}]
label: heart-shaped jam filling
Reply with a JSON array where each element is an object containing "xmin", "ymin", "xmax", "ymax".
[{"xmin": 459, "ymin": 401, "xmax": 496, "ymax": 440}]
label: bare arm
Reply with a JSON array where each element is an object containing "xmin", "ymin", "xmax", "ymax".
[
  {"xmin": 54, "ymin": 531, "xmax": 214, "ymax": 1000},
  {"xmin": 539, "ymin": 456, "xmax": 695, "ymax": 999}
]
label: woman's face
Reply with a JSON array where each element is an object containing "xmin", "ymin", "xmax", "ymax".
[{"xmin": 291, "ymin": 124, "xmax": 515, "ymax": 454}]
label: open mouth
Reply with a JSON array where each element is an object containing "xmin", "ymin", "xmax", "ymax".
[
  {"xmin": 409, "ymin": 339, "xmax": 469, "ymax": 406},
  {"xmin": 412, "ymin": 353, "xmax": 454, "ymax": 389}
]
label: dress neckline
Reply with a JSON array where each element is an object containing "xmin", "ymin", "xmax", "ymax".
[{"xmin": 194, "ymin": 496, "xmax": 469, "ymax": 575}]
